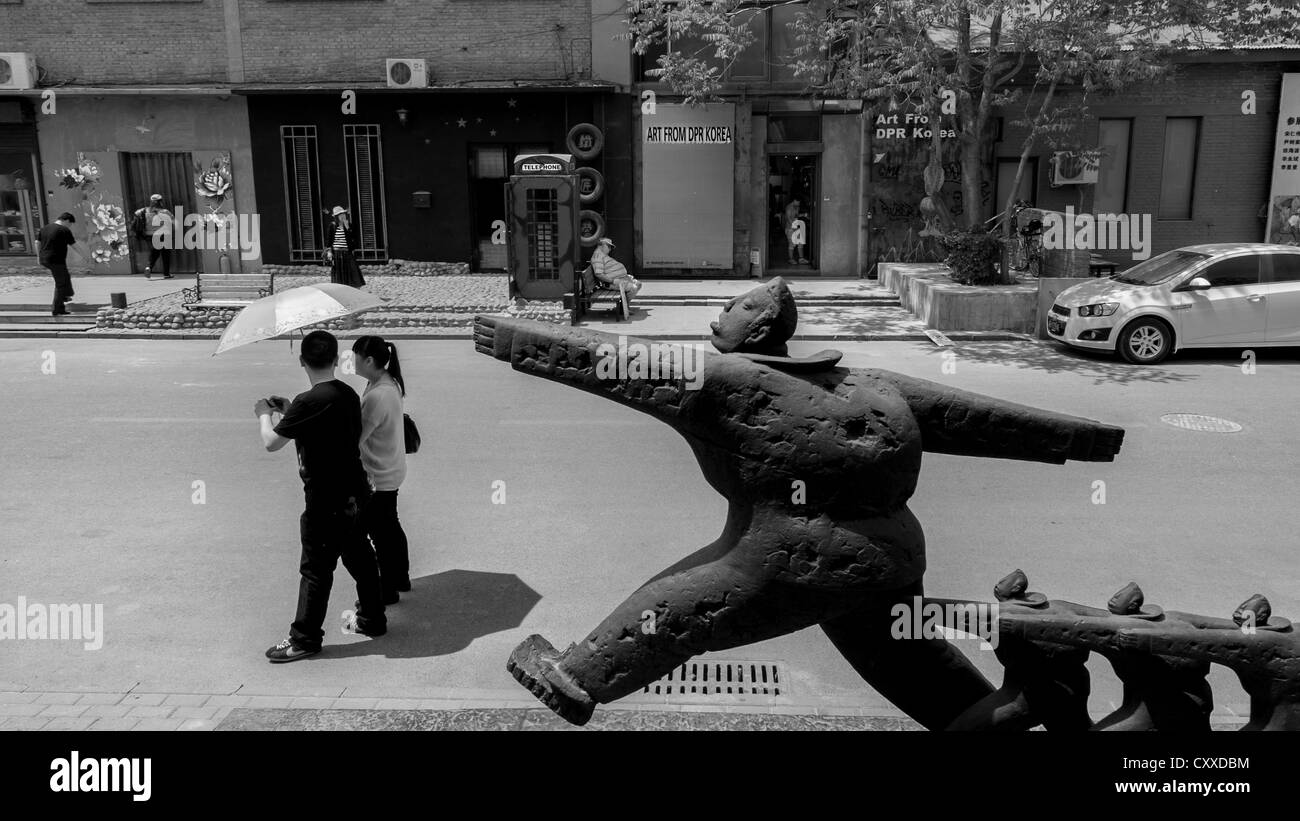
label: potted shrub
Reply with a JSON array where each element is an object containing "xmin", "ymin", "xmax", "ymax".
[{"xmin": 941, "ymin": 229, "xmax": 1003, "ymax": 285}]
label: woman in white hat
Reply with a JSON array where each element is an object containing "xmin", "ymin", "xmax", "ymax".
[
  {"xmin": 590, "ymin": 237, "xmax": 641, "ymax": 299},
  {"xmin": 325, "ymin": 205, "xmax": 365, "ymax": 288}
]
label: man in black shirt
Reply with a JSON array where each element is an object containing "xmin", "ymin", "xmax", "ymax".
[
  {"xmin": 255, "ymin": 330, "xmax": 386, "ymax": 662},
  {"xmin": 37, "ymin": 212, "xmax": 83, "ymax": 316}
]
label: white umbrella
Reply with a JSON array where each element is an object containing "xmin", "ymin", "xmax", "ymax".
[{"xmin": 213, "ymin": 283, "xmax": 386, "ymax": 355}]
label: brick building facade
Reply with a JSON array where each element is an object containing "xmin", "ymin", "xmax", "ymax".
[{"xmin": 0, "ymin": 0, "xmax": 630, "ymax": 278}]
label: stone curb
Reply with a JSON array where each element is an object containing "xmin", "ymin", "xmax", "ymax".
[{"xmin": 0, "ymin": 330, "xmax": 1036, "ymax": 343}]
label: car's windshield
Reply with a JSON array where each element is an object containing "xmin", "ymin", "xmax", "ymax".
[{"xmin": 1113, "ymin": 250, "xmax": 1210, "ymax": 285}]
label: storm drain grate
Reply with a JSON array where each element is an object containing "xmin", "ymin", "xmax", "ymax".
[
  {"xmin": 1160, "ymin": 413, "xmax": 1243, "ymax": 433},
  {"xmin": 643, "ymin": 660, "xmax": 784, "ymax": 697}
]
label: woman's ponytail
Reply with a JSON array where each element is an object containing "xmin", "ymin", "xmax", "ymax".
[{"xmin": 386, "ymin": 341, "xmax": 406, "ymax": 397}]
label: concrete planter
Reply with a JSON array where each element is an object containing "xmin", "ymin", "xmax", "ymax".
[
  {"xmin": 879, "ymin": 262, "xmax": 1037, "ymax": 333},
  {"xmin": 1041, "ymin": 249, "xmax": 1090, "ymax": 278}
]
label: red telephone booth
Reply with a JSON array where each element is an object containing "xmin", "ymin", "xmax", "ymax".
[{"xmin": 506, "ymin": 153, "xmax": 581, "ymax": 300}]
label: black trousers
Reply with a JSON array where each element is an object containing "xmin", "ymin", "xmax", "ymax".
[
  {"xmin": 289, "ymin": 493, "xmax": 386, "ymax": 651},
  {"xmin": 368, "ymin": 489, "xmax": 410, "ymax": 595},
  {"xmin": 147, "ymin": 246, "xmax": 171, "ymax": 276},
  {"xmin": 44, "ymin": 263, "xmax": 73, "ymax": 314}
]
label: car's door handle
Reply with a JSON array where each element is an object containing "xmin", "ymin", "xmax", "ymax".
[{"xmin": 1247, "ymin": 294, "xmax": 1266, "ymax": 303}]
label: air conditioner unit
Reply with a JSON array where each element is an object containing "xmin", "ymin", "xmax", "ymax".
[
  {"xmin": 0, "ymin": 53, "xmax": 38, "ymax": 91},
  {"xmin": 385, "ymin": 59, "xmax": 428, "ymax": 89},
  {"xmin": 1050, "ymin": 151, "xmax": 1100, "ymax": 186}
]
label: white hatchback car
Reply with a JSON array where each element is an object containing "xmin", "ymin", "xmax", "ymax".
[{"xmin": 1047, "ymin": 243, "xmax": 1300, "ymax": 364}]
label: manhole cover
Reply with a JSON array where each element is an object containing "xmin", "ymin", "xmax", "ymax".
[{"xmin": 1160, "ymin": 413, "xmax": 1243, "ymax": 433}]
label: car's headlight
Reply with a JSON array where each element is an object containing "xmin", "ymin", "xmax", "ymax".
[{"xmin": 1077, "ymin": 302, "xmax": 1119, "ymax": 317}]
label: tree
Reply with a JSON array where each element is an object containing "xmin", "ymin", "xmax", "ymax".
[{"xmin": 628, "ymin": 0, "xmax": 1300, "ymax": 278}]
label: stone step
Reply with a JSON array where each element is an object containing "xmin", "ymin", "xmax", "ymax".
[
  {"xmin": 0, "ymin": 323, "xmax": 94, "ymax": 334},
  {"xmin": 0, "ymin": 302, "xmax": 108, "ymax": 311},
  {"xmin": 0, "ymin": 311, "xmax": 98, "ymax": 324}
]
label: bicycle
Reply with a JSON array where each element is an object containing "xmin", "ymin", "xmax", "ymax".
[{"xmin": 987, "ymin": 200, "xmax": 1044, "ymax": 278}]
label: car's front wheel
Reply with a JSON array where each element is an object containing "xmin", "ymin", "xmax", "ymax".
[{"xmin": 1118, "ymin": 317, "xmax": 1172, "ymax": 364}]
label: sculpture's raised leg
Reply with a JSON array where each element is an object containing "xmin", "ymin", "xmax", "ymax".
[{"xmin": 508, "ymin": 503, "xmax": 994, "ymax": 727}]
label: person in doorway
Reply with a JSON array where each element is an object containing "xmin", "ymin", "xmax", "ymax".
[
  {"xmin": 352, "ymin": 335, "xmax": 410, "ymax": 605},
  {"xmin": 589, "ymin": 238, "xmax": 641, "ymax": 300},
  {"xmin": 36, "ymin": 212, "xmax": 85, "ymax": 316},
  {"xmin": 256, "ymin": 330, "xmax": 386, "ymax": 662},
  {"xmin": 133, "ymin": 194, "xmax": 173, "ymax": 279},
  {"xmin": 783, "ymin": 198, "xmax": 809, "ymax": 265},
  {"xmin": 325, "ymin": 206, "xmax": 365, "ymax": 288}
]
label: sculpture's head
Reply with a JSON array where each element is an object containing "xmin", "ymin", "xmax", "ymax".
[{"xmin": 710, "ymin": 277, "xmax": 798, "ymax": 355}]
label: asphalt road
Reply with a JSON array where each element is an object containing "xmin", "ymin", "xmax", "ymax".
[{"xmin": 1, "ymin": 335, "xmax": 1297, "ymax": 717}]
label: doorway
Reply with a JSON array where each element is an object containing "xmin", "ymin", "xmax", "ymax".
[
  {"xmin": 468, "ymin": 143, "xmax": 549, "ymax": 272},
  {"xmin": 767, "ymin": 154, "xmax": 818, "ymax": 273},
  {"xmin": 121, "ymin": 152, "xmax": 201, "ymax": 274}
]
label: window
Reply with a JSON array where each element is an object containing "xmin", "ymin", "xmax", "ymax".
[
  {"xmin": 281, "ymin": 126, "xmax": 323, "ymax": 263},
  {"xmin": 473, "ymin": 146, "xmax": 508, "ymax": 179},
  {"xmin": 767, "ymin": 115, "xmax": 820, "ymax": 143},
  {"xmin": 1265, "ymin": 253, "xmax": 1300, "ymax": 283},
  {"xmin": 1159, "ymin": 117, "xmax": 1199, "ymax": 220},
  {"xmin": 1095, "ymin": 119, "xmax": 1131, "ymax": 214},
  {"xmin": 995, "ymin": 158, "xmax": 1036, "ymax": 208},
  {"xmin": 770, "ymin": 3, "xmax": 802, "ymax": 82},
  {"xmin": 1200, "ymin": 255, "xmax": 1259, "ymax": 287},
  {"xmin": 731, "ymin": 7, "xmax": 768, "ymax": 79},
  {"xmin": 524, "ymin": 188, "xmax": 559, "ymax": 281},
  {"xmin": 343, "ymin": 124, "xmax": 388, "ymax": 263}
]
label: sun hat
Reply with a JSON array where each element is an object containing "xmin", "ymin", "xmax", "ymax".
[{"xmin": 332, "ymin": 206, "xmax": 349, "ymax": 216}]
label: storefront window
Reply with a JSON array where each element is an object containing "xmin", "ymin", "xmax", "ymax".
[{"xmin": 0, "ymin": 152, "xmax": 40, "ymax": 256}]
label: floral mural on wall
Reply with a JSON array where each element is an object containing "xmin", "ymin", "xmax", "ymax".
[
  {"xmin": 53, "ymin": 155, "xmax": 130, "ymax": 265},
  {"xmin": 195, "ymin": 153, "xmax": 235, "ymax": 231}
]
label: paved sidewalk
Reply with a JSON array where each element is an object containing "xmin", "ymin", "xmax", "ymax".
[
  {"xmin": 0, "ymin": 273, "xmax": 196, "ymax": 309},
  {"xmin": 0, "ymin": 688, "xmax": 1253, "ymax": 731}
]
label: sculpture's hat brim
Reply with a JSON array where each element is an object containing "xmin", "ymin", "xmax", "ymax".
[
  {"xmin": 1253, "ymin": 616, "xmax": 1293, "ymax": 631},
  {"xmin": 1124, "ymin": 605, "xmax": 1164, "ymax": 620},
  {"xmin": 999, "ymin": 592, "xmax": 1048, "ymax": 608},
  {"xmin": 735, "ymin": 349, "xmax": 843, "ymax": 372}
]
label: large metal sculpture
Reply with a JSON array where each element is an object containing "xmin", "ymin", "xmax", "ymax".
[{"xmin": 473, "ymin": 277, "xmax": 1125, "ymax": 727}]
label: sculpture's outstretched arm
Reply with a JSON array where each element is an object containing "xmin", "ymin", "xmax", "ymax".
[
  {"xmin": 997, "ymin": 610, "xmax": 1139, "ymax": 653},
  {"xmin": 870, "ymin": 370, "xmax": 1124, "ymax": 464},
  {"xmin": 1116, "ymin": 622, "xmax": 1295, "ymax": 665},
  {"xmin": 473, "ymin": 314, "xmax": 709, "ymax": 424}
]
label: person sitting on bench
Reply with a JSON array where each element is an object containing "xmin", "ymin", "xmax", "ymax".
[{"xmin": 589, "ymin": 238, "xmax": 641, "ymax": 301}]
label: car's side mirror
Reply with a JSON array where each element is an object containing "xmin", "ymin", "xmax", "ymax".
[{"xmin": 1178, "ymin": 277, "xmax": 1212, "ymax": 291}]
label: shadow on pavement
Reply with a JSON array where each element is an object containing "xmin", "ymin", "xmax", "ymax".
[
  {"xmin": 918, "ymin": 341, "xmax": 1300, "ymax": 386},
  {"xmin": 325, "ymin": 569, "xmax": 541, "ymax": 660}
]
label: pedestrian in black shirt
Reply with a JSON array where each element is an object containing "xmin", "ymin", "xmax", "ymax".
[
  {"xmin": 37, "ymin": 212, "xmax": 85, "ymax": 316},
  {"xmin": 255, "ymin": 330, "xmax": 386, "ymax": 662}
]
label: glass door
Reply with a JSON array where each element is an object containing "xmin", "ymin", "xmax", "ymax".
[{"xmin": 767, "ymin": 153, "xmax": 819, "ymax": 273}]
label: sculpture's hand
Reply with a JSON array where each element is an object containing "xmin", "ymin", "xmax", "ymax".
[
  {"xmin": 473, "ymin": 314, "xmax": 504, "ymax": 360},
  {"xmin": 1067, "ymin": 423, "xmax": 1125, "ymax": 462}
]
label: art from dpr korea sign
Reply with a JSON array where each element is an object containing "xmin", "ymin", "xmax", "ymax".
[{"xmin": 641, "ymin": 103, "xmax": 735, "ymax": 269}]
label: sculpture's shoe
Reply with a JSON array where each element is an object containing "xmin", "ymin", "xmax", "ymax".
[{"xmin": 507, "ymin": 635, "xmax": 596, "ymax": 726}]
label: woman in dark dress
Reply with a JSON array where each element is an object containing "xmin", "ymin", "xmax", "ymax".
[{"xmin": 326, "ymin": 205, "xmax": 365, "ymax": 288}]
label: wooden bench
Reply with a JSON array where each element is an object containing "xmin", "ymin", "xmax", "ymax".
[
  {"xmin": 182, "ymin": 271, "xmax": 275, "ymax": 308},
  {"xmin": 566, "ymin": 264, "xmax": 629, "ymax": 324}
]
